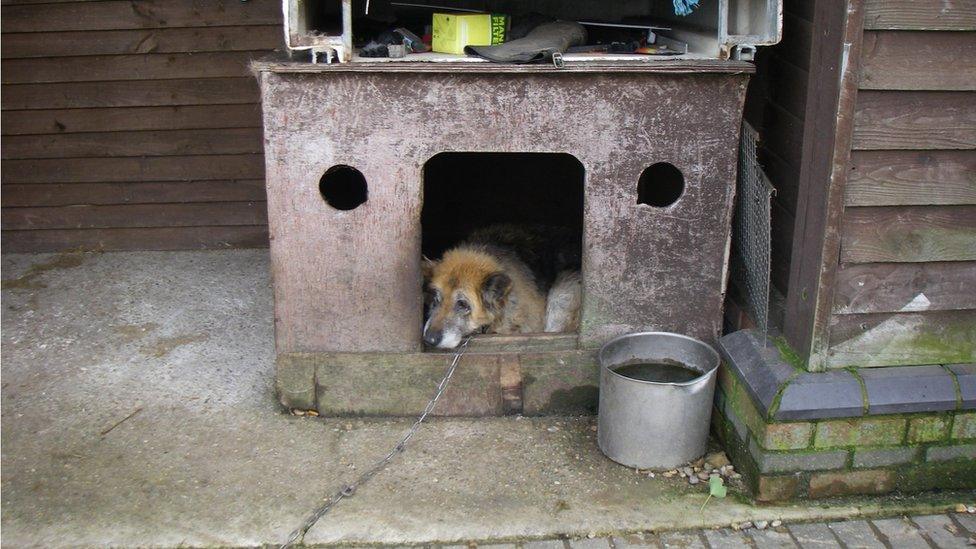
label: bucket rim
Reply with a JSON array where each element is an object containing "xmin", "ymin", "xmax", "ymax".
[{"xmin": 598, "ymin": 331, "xmax": 720, "ymax": 387}]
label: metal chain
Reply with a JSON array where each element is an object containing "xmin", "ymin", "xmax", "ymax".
[{"xmin": 280, "ymin": 338, "xmax": 471, "ymax": 548}]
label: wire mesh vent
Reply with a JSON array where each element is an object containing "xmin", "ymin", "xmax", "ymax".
[{"xmin": 730, "ymin": 122, "xmax": 775, "ymax": 338}]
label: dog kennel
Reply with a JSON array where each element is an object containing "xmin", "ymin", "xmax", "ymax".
[{"xmin": 258, "ymin": 0, "xmax": 781, "ymax": 416}]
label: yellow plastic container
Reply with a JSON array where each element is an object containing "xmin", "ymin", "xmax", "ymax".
[{"xmin": 432, "ymin": 13, "xmax": 508, "ymax": 55}]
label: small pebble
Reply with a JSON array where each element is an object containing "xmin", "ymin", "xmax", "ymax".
[
  {"xmin": 697, "ymin": 471, "xmax": 710, "ymax": 481},
  {"xmin": 547, "ymin": 426, "xmax": 559, "ymax": 432},
  {"xmin": 306, "ymin": 409, "xmax": 319, "ymax": 417},
  {"xmin": 291, "ymin": 409, "xmax": 306, "ymax": 416},
  {"xmin": 755, "ymin": 520, "xmax": 769, "ymax": 530},
  {"xmin": 587, "ymin": 533, "xmax": 596, "ymax": 539},
  {"xmin": 663, "ymin": 470, "xmax": 677, "ymax": 478},
  {"xmin": 771, "ymin": 520, "xmax": 782, "ymax": 528},
  {"xmin": 590, "ymin": 425, "xmax": 598, "ymax": 432},
  {"xmin": 688, "ymin": 476, "xmax": 700, "ymax": 485},
  {"xmin": 740, "ymin": 522, "xmax": 754, "ymax": 530},
  {"xmin": 682, "ymin": 467, "xmax": 694, "ymax": 476},
  {"xmin": 955, "ymin": 504, "xmax": 968, "ymax": 513},
  {"xmin": 968, "ymin": 505, "xmax": 975, "ymax": 514},
  {"xmin": 731, "ymin": 473, "xmax": 742, "ymax": 479},
  {"xmin": 648, "ymin": 472, "xmax": 655, "ymax": 478}
]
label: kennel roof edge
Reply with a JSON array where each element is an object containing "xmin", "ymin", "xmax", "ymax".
[{"xmin": 251, "ymin": 55, "xmax": 755, "ymax": 74}]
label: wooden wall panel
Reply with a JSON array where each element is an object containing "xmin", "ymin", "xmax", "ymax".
[
  {"xmin": 1, "ymin": 226, "xmax": 270, "ymax": 253},
  {"xmin": 846, "ymin": 150, "xmax": 976, "ymax": 206},
  {"xmin": 860, "ymin": 31, "xmax": 976, "ymax": 91},
  {"xmin": 864, "ymin": 0, "xmax": 976, "ymax": 30},
  {"xmin": 2, "ymin": 105, "xmax": 263, "ymax": 135},
  {"xmin": 1, "ymin": 0, "xmax": 281, "ymax": 251},
  {"xmin": 841, "ymin": 205, "xmax": 976, "ymax": 263},
  {"xmin": 827, "ymin": 309, "xmax": 976, "ymax": 368},
  {"xmin": 833, "ymin": 261, "xmax": 976, "ymax": 314},
  {"xmin": 1, "ymin": 26, "xmax": 282, "ymax": 58},
  {"xmin": 852, "ymin": 91, "xmax": 976, "ymax": 150}
]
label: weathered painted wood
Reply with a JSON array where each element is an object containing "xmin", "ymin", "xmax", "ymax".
[
  {"xmin": 313, "ymin": 352, "xmax": 507, "ymax": 416},
  {"xmin": 1, "ymin": 104, "xmax": 262, "ymax": 135},
  {"xmin": 827, "ymin": 310, "xmax": 976, "ymax": 368},
  {"xmin": 2, "ymin": 202, "xmax": 267, "ymax": 230},
  {"xmin": 1, "ymin": 154, "xmax": 264, "ymax": 183},
  {"xmin": 425, "ymin": 333, "xmax": 578, "ymax": 354},
  {"xmin": 0, "ymin": 0, "xmax": 281, "ymax": 33},
  {"xmin": 852, "ymin": 91, "xmax": 976, "ymax": 150},
  {"xmin": 783, "ymin": 0, "xmax": 866, "ymax": 371},
  {"xmin": 846, "ymin": 150, "xmax": 976, "ymax": 207},
  {"xmin": 776, "ymin": 12, "xmax": 813, "ymax": 70},
  {"xmin": 864, "ymin": 0, "xmax": 976, "ymax": 30},
  {"xmin": 1, "ymin": 78, "xmax": 259, "ymax": 110},
  {"xmin": 1, "ymin": 26, "xmax": 281, "ymax": 58},
  {"xmin": 2, "ymin": 51, "xmax": 259, "ymax": 84},
  {"xmin": 1, "ymin": 180, "xmax": 267, "ymax": 207},
  {"xmin": 860, "ymin": 31, "xmax": 976, "ymax": 91},
  {"xmin": 833, "ymin": 261, "xmax": 976, "ymax": 314},
  {"xmin": 521, "ymin": 350, "xmax": 599, "ymax": 415},
  {"xmin": 2, "ymin": 128, "xmax": 263, "ymax": 159},
  {"xmin": 766, "ymin": 54, "xmax": 809, "ymax": 120},
  {"xmin": 258, "ymin": 68, "xmax": 748, "ymax": 353},
  {"xmin": 1, "ymin": 225, "xmax": 269, "ymax": 253},
  {"xmin": 841, "ymin": 205, "xmax": 976, "ymax": 263}
]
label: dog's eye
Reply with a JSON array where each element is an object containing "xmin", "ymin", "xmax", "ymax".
[{"xmin": 455, "ymin": 299, "xmax": 470, "ymax": 314}]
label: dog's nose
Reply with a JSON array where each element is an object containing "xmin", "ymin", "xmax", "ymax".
[{"xmin": 423, "ymin": 329, "xmax": 442, "ymax": 347}]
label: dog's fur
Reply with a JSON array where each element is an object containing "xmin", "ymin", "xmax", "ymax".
[{"xmin": 423, "ymin": 225, "xmax": 581, "ymax": 349}]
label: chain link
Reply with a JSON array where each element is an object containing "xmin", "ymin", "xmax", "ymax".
[{"xmin": 280, "ymin": 338, "xmax": 471, "ymax": 548}]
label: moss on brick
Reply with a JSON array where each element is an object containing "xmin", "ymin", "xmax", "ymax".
[
  {"xmin": 762, "ymin": 422, "xmax": 813, "ymax": 451},
  {"xmin": 893, "ymin": 460, "xmax": 976, "ymax": 493},
  {"xmin": 815, "ymin": 417, "xmax": 906, "ymax": 448},
  {"xmin": 951, "ymin": 412, "xmax": 976, "ymax": 440},
  {"xmin": 907, "ymin": 415, "xmax": 950, "ymax": 444},
  {"xmin": 727, "ymin": 380, "xmax": 766, "ymax": 440}
]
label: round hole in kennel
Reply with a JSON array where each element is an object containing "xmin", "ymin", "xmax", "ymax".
[
  {"xmin": 637, "ymin": 162, "xmax": 684, "ymax": 207},
  {"xmin": 319, "ymin": 165, "xmax": 368, "ymax": 211}
]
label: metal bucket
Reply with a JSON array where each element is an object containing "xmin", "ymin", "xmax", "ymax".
[{"xmin": 597, "ymin": 332, "xmax": 720, "ymax": 469}]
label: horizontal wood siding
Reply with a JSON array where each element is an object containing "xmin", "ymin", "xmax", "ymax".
[
  {"xmin": 1, "ymin": 0, "xmax": 279, "ymax": 252},
  {"xmin": 827, "ymin": 7, "xmax": 976, "ymax": 368}
]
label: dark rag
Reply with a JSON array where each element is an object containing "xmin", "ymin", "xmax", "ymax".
[{"xmin": 465, "ymin": 21, "xmax": 587, "ymax": 64}]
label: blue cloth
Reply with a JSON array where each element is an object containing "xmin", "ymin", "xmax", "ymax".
[{"xmin": 673, "ymin": 0, "xmax": 699, "ymax": 16}]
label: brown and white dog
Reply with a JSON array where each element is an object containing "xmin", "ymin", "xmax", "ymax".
[{"xmin": 422, "ymin": 225, "xmax": 581, "ymax": 349}]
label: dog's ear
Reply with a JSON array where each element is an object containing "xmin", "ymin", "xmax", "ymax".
[
  {"xmin": 481, "ymin": 272, "xmax": 512, "ymax": 312},
  {"xmin": 421, "ymin": 255, "xmax": 436, "ymax": 283}
]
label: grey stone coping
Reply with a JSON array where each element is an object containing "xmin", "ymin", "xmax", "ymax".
[
  {"xmin": 718, "ymin": 330, "xmax": 797, "ymax": 413},
  {"xmin": 948, "ymin": 363, "xmax": 976, "ymax": 408},
  {"xmin": 719, "ymin": 329, "xmax": 973, "ymax": 422},
  {"xmin": 860, "ymin": 365, "xmax": 958, "ymax": 414}
]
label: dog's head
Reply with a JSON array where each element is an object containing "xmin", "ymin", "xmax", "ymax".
[{"xmin": 422, "ymin": 249, "xmax": 512, "ymax": 349}]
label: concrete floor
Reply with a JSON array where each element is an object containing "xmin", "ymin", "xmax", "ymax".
[{"xmin": 0, "ymin": 250, "xmax": 965, "ymax": 548}]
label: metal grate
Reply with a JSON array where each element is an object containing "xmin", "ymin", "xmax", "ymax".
[{"xmin": 730, "ymin": 122, "xmax": 775, "ymax": 338}]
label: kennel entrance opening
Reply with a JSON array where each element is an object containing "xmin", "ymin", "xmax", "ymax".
[{"xmin": 421, "ymin": 152, "xmax": 585, "ymax": 259}]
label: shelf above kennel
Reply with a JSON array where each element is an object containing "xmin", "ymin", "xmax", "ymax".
[
  {"xmin": 283, "ymin": 0, "xmax": 782, "ymax": 64},
  {"xmin": 253, "ymin": 54, "xmax": 755, "ymax": 74}
]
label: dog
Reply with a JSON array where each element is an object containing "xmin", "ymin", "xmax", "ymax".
[{"xmin": 422, "ymin": 225, "xmax": 581, "ymax": 349}]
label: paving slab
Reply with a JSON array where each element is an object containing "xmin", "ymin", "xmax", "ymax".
[
  {"xmin": 747, "ymin": 528, "xmax": 798, "ymax": 549},
  {"xmin": 658, "ymin": 531, "xmax": 705, "ymax": 549},
  {"xmin": 701, "ymin": 528, "xmax": 750, "ymax": 549},
  {"xmin": 911, "ymin": 514, "xmax": 971, "ymax": 549},
  {"xmin": 870, "ymin": 517, "xmax": 930, "ymax": 549},
  {"xmin": 0, "ymin": 251, "xmax": 967, "ymax": 548},
  {"xmin": 787, "ymin": 523, "xmax": 841, "ymax": 548},
  {"xmin": 826, "ymin": 521, "xmax": 884, "ymax": 549}
]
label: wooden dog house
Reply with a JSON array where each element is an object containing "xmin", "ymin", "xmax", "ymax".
[{"xmin": 258, "ymin": 0, "xmax": 784, "ymax": 416}]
